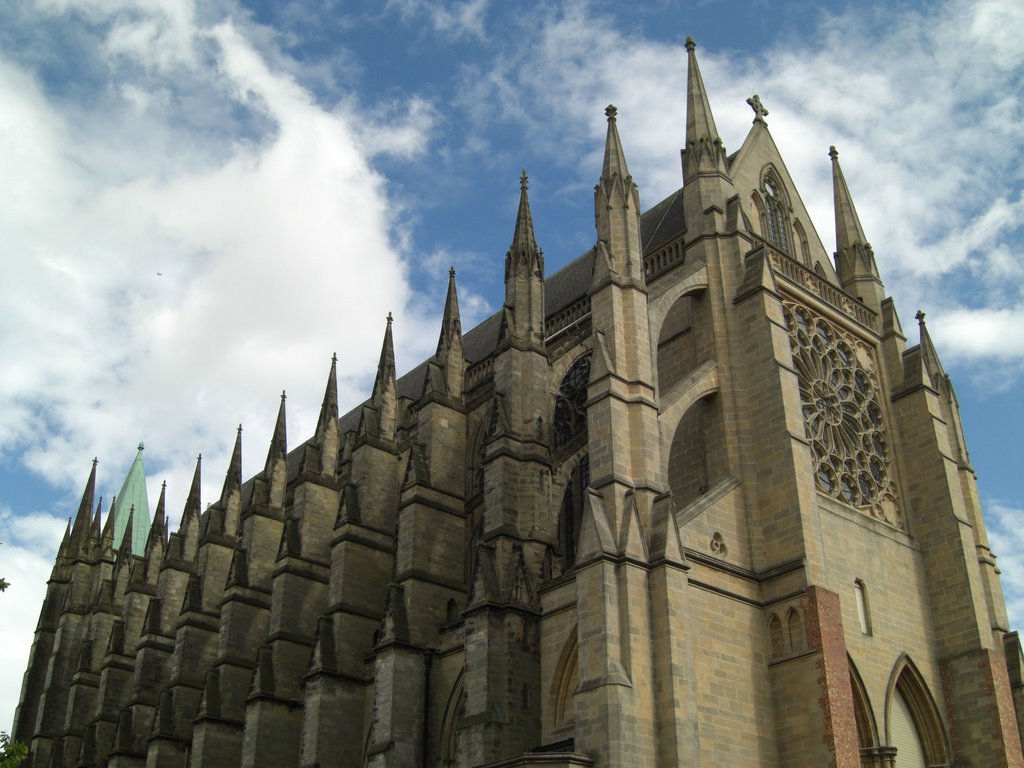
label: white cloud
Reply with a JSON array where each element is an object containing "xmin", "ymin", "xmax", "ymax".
[
  {"xmin": 985, "ymin": 501, "xmax": 1024, "ymax": 629},
  {"xmin": 385, "ymin": 0, "xmax": 490, "ymax": 40},
  {"xmin": 0, "ymin": 5, "xmax": 438, "ymax": 515}
]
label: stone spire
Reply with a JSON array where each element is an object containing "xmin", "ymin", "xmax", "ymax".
[
  {"xmin": 830, "ymin": 146, "xmax": 883, "ymax": 312},
  {"xmin": 683, "ymin": 36, "xmax": 728, "ymax": 182},
  {"xmin": 435, "ymin": 268, "xmax": 465, "ymax": 399},
  {"xmin": 220, "ymin": 425, "xmax": 243, "ymax": 507},
  {"xmin": 316, "ymin": 355, "xmax": 339, "ymax": 444},
  {"xmin": 114, "ymin": 443, "xmax": 150, "ymax": 556},
  {"xmin": 118, "ymin": 506, "xmax": 135, "ymax": 561},
  {"xmin": 146, "ymin": 481, "xmax": 168, "ymax": 554},
  {"xmin": 369, "ymin": 314, "xmax": 398, "ymax": 439},
  {"xmin": 182, "ymin": 454, "xmax": 202, "ymax": 527},
  {"xmin": 594, "ymin": 105, "xmax": 644, "ymax": 286},
  {"xmin": 69, "ymin": 459, "xmax": 98, "ymax": 557},
  {"xmin": 263, "ymin": 391, "xmax": 288, "ymax": 508},
  {"xmin": 312, "ymin": 354, "xmax": 340, "ymax": 476},
  {"xmin": 438, "ymin": 268, "xmax": 463, "ymax": 358},
  {"xmin": 372, "ymin": 313, "xmax": 396, "ymax": 403},
  {"xmin": 503, "ymin": 172, "xmax": 545, "ymax": 345},
  {"xmin": 265, "ymin": 391, "xmax": 288, "ymax": 476}
]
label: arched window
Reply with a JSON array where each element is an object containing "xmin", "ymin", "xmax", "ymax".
[
  {"xmin": 554, "ymin": 355, "xmax": 590, "ymax": 450},
  {"xmin": 560, "ymin": 455, "xmax": 590, "ymax": 568},
  {"xmin": 761, "ymin": 171, "xmax": 790, "ymax": 253}
]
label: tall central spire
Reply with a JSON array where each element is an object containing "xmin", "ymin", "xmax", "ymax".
[
  {"xmin": 115, "ymin": 443, "xmax": 149, "ymax": 555},
  {"xmin": 683, "ymin": 36, "xmax": 728, "ymax": 182}
]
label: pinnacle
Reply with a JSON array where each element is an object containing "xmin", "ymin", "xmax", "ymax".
[
  {"xmin": 601, "ymin": 106, "xmax": 630, "ymax": 181},
  {"xmin": 220, "ymin": 425, "xmax": 243, "ymax": 505},
  {"xmin": 830, "ymin": 144, "xmax": 876, "ymax": 280},
  {"xmin": 181, "ymin": 454, "xmax": 202, "ymax": 526},
  {"xmin": 510, "ymin": 168, "xmax": 539, "ymax": 258},
  {"xmin": 316, "ymin": 353, "xmax": 340, "ymax": 441},
  {"xmin": 684, "ymin": 36, "xmax": 727, "ymax": 181},
  {"xmin": 437, "ymin": 265, "xmax": 463, "ymax": 358},
  {"xmin": 266, "ymin": 389, "xmax": 288, "ymax": 472}
]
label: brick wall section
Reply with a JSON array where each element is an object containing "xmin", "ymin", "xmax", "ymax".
[
  {"xmin": 944, "ymin": 648, "xmax": 1024, "ymax": 767},
  {"xmin": 803, "ymin": 586, "xmax": 860, "ymax": 768}
]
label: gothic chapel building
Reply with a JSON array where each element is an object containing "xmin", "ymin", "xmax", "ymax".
[{"xmin": 15, "ymin": 39, "xmax": 1024, "ymax": 768}]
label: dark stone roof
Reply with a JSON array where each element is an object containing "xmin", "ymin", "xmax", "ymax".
[{"xmin": 641, "ymin": 189, "xmax": 686, "ymax": 254}]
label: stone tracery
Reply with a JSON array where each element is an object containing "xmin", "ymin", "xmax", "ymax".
[{"xmin": 783, "ymin": 300, "xmax": 902, "ymax": 529}]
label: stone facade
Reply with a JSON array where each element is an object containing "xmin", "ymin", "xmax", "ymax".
[{"xmin": 14, "ymin": 38, "xmax": 1024, "ymax": 767}]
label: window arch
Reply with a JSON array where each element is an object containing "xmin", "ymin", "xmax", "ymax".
[
  {"xmin": 554, "ymin": 354, "xmax": 590, "ymax": 450},
  {"xmin": 760, "ymin": 169, "xmax": 790, "ymax": 253},
  {"xmin": 849, "ymin": 657, "xmax": 879, "ymax": 754},
  {"xmin": 439, "ymin": 671, "xmax": 467, "ymax": 767},
  {"xmin": 885, "ymin": 656, "xmax": 950, "ymax": 766}
]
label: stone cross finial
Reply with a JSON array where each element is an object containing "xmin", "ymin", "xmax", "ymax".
[
  {"xmin": 685, "ymin": 36, "xmax": 696, "ymax": 52},
  {"xmin": 747, "ymin": 94, "xmax": 769, "ymax": 123},
  {"xmin": 605, "ymin": 104, "xmax": 617, "ymax": 120},
  {"xmin": 449, "ymin": 266, "xmax": 456, "ymax": 278},
  {"xmin": 386, "ymin": 311, "xmax": 393, "ymax": 325},
  {"xmin": 520, "ymin": 169, "xmax": 528, "ymax": 191},
  {"xmin": 915, "ymin": 310, "xmax": 926, "ymax": 325}
]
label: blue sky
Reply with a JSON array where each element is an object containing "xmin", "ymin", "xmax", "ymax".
[{"xmin": 1, "ymin": 0, "xmax": 1022, "ymax": 730}]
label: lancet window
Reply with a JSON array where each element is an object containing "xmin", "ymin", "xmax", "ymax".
[
  {"xmin": 560, "ymin": 455, "xmax": 590, "ymax": 569},
  {"xmin": 761, "ymin": 171, "xmax": 790, "ymax": 253}
]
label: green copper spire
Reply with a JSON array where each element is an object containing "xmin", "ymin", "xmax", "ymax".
[{"xmin": 114, "ymin": 442, "xmax": 150, "ymax": 555}]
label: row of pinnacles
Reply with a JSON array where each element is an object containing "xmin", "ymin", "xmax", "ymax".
[{"xmin": 15, "ymin": 37, "xmax": 1024, "ymax": 767}]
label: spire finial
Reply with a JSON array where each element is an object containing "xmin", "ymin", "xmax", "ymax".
[
  {"xmin": 685, "ymin": 36, "xmax": 695, "ymax": 52},
  {"xmin": 520, "ymin": 169, "xmax": 528, "ymax": 191},
  {"xmin": 387, "ymin": 311, "xmax": 393, "ymax": 326},
  {"xmin": 449, "ymin": 265, "xmax": 456, "ymax": 279},
  {"xmin": 331, "ymin": 352, "xmax": 337, "ymax": 364},
  {"xmin": 605, "ymin": 104, "xmax": 617, "ymax": 121},
  {"xmin": 237, "ymin": 423, "xmax": 243, "ymax": 435},
  {"xmin": 138, "ymin": 442, "xmax": 144, "ymax": 452},
  {"xmin": 829, "ymin": 145, "xmax": 839, "ymax": 161},
  {"xmin": 746, "ymin": 94, "xmax": 769, "ymax": 124},
  {"xmin": 281, "ymin": 389, "xmax": 286, "ymax": 400},
  {"xmin": 916, "ymin": 310, "xmax": 926, "ymax": 325},
  {"xmin": 93, "ymin": 457, "xmax": 98, "ymax": 468}
]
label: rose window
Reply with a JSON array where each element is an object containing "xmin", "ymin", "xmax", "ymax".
[{"xmin": 783, "ymin": 301, "xmax": 902, "ymax": 529}]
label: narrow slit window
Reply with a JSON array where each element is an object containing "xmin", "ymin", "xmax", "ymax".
[{"xmin": 855, "ymin": 579, "xmax": 872, "ymax": 635}]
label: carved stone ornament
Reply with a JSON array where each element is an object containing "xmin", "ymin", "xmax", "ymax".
[{"xmin": 784, "ymin": 301, "xmax": 902, "ymax": 529}]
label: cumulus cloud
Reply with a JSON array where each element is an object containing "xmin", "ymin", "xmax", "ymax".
[
  {"xmin": 456, "ymin": 0, "xmax": 1024, "ymax": 376},
  {"xmin": 0, "ymin": 4, "xmax": 439, "ymax": 521}
]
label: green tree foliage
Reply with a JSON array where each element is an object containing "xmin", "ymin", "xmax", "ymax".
[{"xmin": 0, "ymin": 731, "xmax": 28, "ymax": 768}]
